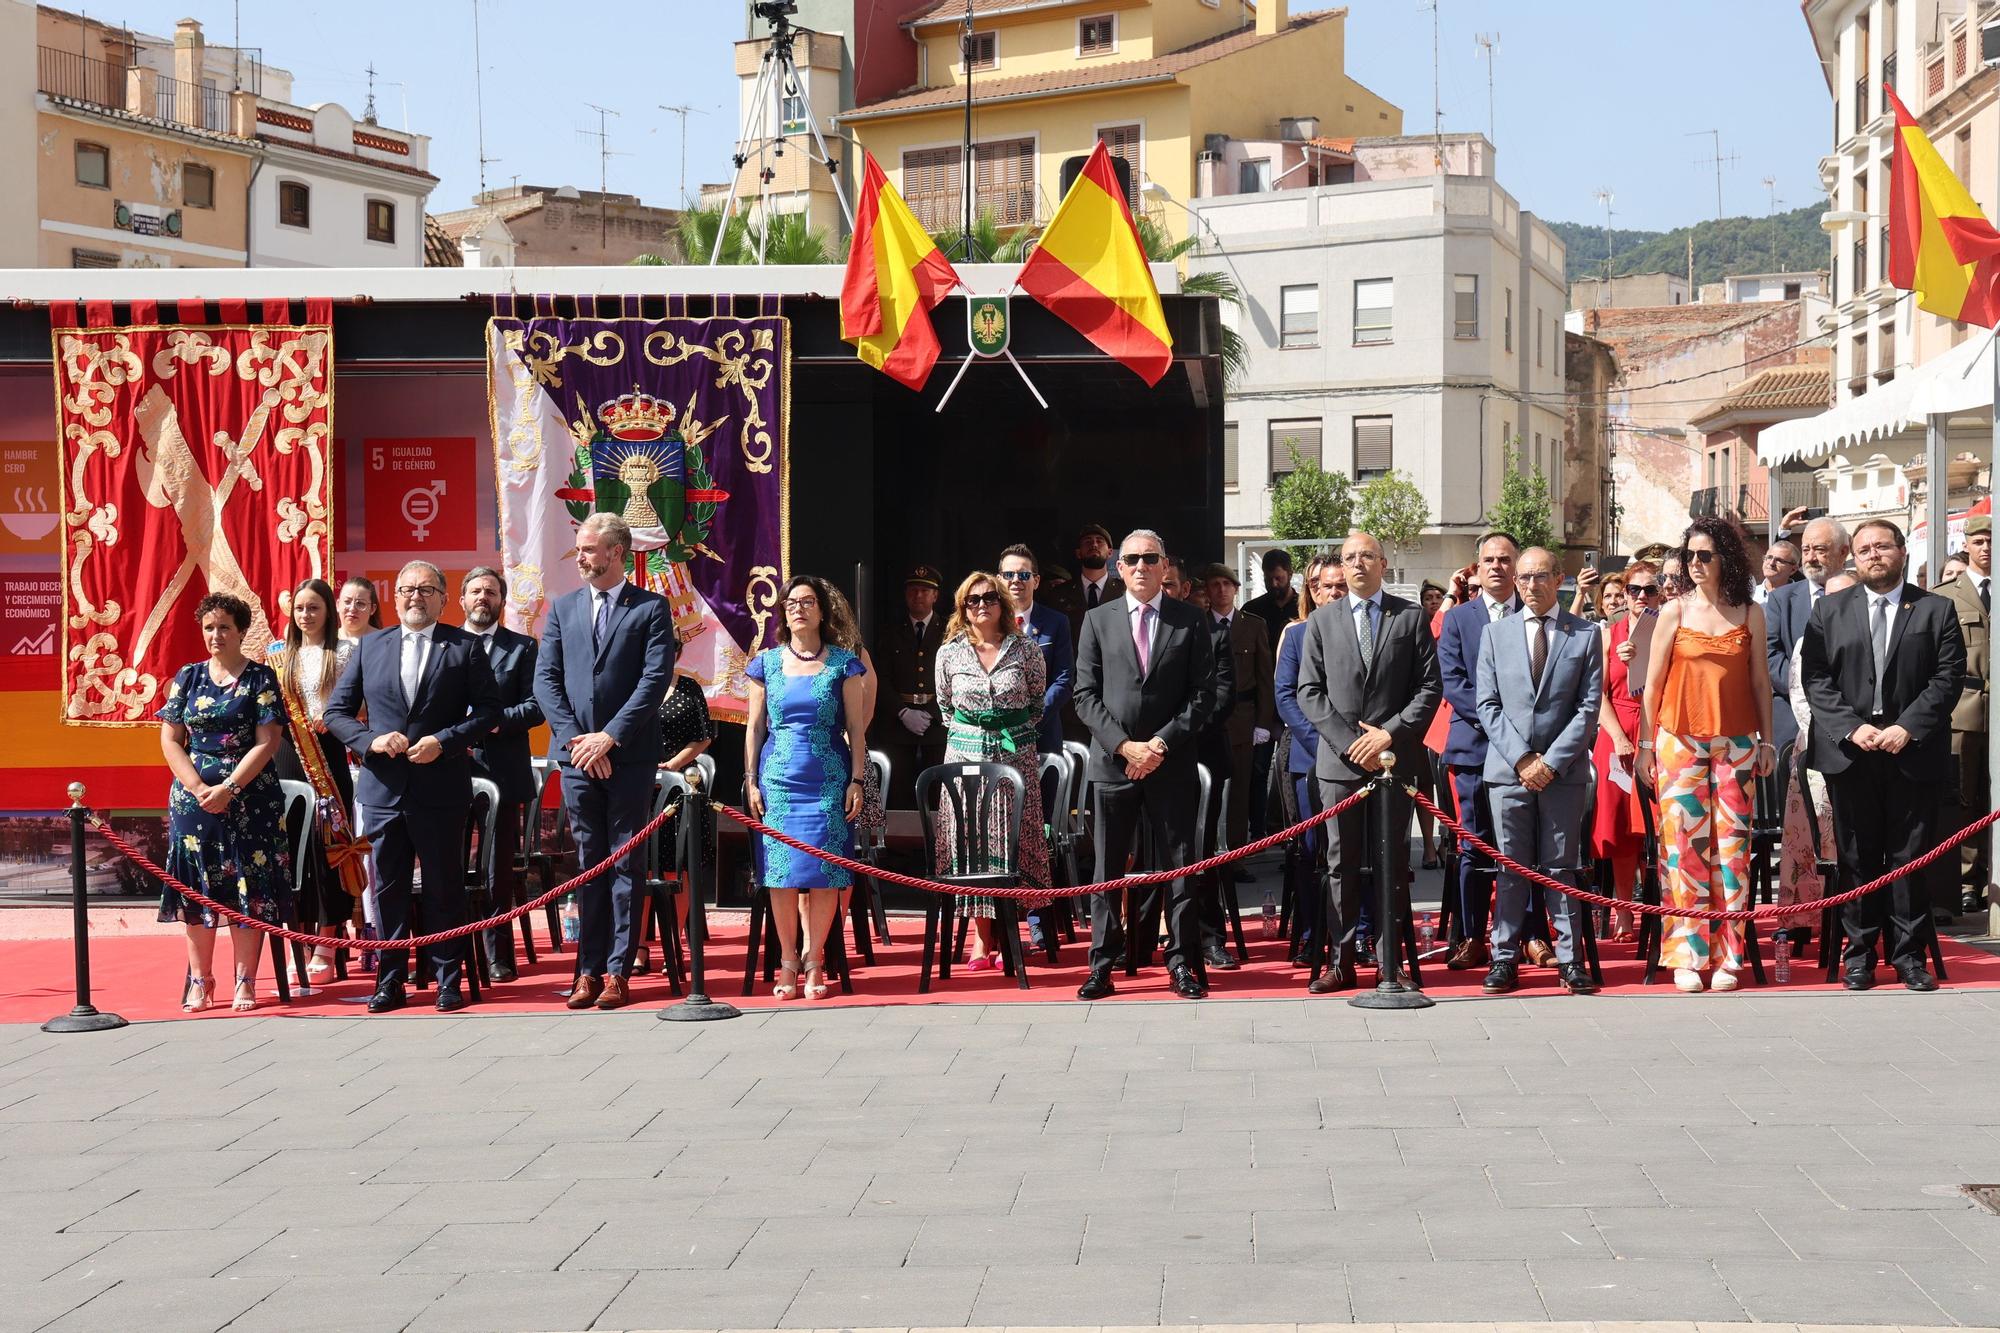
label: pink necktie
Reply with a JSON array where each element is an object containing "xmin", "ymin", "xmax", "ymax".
[{"xmin": 1133, "ymin": 603, "xmax": 1152, "ymax": 676}]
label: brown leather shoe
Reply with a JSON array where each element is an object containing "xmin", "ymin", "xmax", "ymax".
[
  {"xmin": 596, "ymin": 974, "xmax": 631, "ymax": 1010},
  {"xmin": 566, "ymin": 974, "xmax": 603, "ymax": 1010},
  {"xmin": 1445, "ymin": 937, "xmax": 1487, "ymax": 970},
  {"xmin": 1524, "ymin": 938, "xmax": 1557, "ymax": 968}
]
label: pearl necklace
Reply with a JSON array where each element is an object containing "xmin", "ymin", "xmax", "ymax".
[{"xmin": 785, "ymin": 638, "xmax": 824, "ymax": 662}]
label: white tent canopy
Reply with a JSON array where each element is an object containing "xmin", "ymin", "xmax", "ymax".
[{"xmin": 1758, "ymin": 328, "xmax": 1996, "ymax": 466}]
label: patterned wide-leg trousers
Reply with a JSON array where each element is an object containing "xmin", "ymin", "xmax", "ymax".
[{"xmin": 1655, "ymin": 731, "xmax": 1755, "ymax": 973}]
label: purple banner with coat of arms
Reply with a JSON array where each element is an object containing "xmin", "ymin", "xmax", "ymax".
[{"xmin": 487, "ymin": 294, "xmax": 789, "ymax": 721}]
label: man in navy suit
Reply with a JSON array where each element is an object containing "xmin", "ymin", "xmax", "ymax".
[
  {"xmin": 461, "ymin": 566, "xmax": 544, "ymax": 983},
  {"xmin": 1766, "ymin": 517, "xmax": 1850, "ymax": 786},
  {"xmin": 1436, "ymin": 531, "xmax": 1521, "ymax": 970},
  {"xmin": 325, "ymin": 560, "xmax": 501, "ymax": 1013},
  {"xmin": 533, "ymin": 513, "xmax": 674, "ymax": 1010},
  {"xmin": 1000, "ymin": 543, "xmax": 1074, "ymax": 955}
]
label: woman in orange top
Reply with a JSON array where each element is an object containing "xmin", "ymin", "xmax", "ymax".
[{"xmin": 1636, "ymin": 517, "xmax": 1776, "ymax": 992}]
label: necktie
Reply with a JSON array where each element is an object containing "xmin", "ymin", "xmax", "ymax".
[
  {"xmin": 400, "ymin": 630, "xmax": 425, "ymax": 703},
  {"xmin": 1218, "ymin": 616, "xmax": 1230, "ymax": 634},
  {"xmin": 592, "ymin": 590, "xmax": 610, "ymax": 650},
  {"xmin": 1529, "ymin": 615, "xmax": 1548, "ymax": 689},
  {"xmin": 1871, "ymin": 595, "xmax": 1889, "ymax": 714},
  {"xmin": 1488, "ymin": 599, "xmax": 1504, "ymax": 624},
  {"xmin": 1087, "ymin": 583, "xmax": 1100, "ymax": 609},
  {"xmin": 1354, "ymin": 600, "xmax": 1375, "ymax": 670},
  {"xmin": 1982, "ymin": 577, "xmax": 1991, "ymax": 614},
  {"xmin": 1134, "ymin": 602, "xmax": 1152, "ymax": 676}
]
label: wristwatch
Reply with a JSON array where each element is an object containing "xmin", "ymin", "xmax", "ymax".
[
  {"xmin": 1147, "ymin": 736, "xmax": 1168, "ymax": 755},
  {"xmin": 223, "ymin": 779, "xmax": 243, "ymax": 796}
]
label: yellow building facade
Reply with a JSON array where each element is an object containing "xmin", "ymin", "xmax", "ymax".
[{"xmin": 839, "ymin": 0, "xmax": 1400, "ymax": 242}]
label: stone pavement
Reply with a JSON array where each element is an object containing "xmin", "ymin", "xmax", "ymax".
[{"xmin": 3, "ymin": 990, "xmax": 2000, "ymax": 1332}]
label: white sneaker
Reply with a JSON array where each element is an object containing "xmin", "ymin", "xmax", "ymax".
[
  {"xmin": 1710, "ymin": 969, "xmax": 1740, "ymax": 992},
  {"xmin": 1674, "ymin": 968, "xmax": 1705, "ymax": 993}
]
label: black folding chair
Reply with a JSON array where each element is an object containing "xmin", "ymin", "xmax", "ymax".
[{"xmin": 917, "ymin": 762, "xmax": 1029, "ymax": 991}]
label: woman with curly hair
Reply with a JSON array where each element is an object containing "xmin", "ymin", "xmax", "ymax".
[{"xmin": 1636, "ymin": 517, "xmax": 1776, "ymax": 992}]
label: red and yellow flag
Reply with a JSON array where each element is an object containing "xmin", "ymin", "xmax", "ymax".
[
  {"xmin": 1888, "ymin": 85, "xmax": 2000, "ymax": 327},
  {"xmin": 841, "ymin": 151, "xmax": 961, "ymax": 389},
  {"xmin": 1017, "ymin": 140, "xmax": 1173, "ymax": 386}
]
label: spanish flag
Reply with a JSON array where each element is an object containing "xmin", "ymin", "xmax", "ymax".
[
  {"xmin": 1888, "ymin": 85, "xmax": 2000, "ymax": 327},
  {"xmin": 841, "ymin": 151, "xmax": 961, "ymax": 389},
  {"xmin": 1017, "ymin": 141, "xmax": 1173, "ymax": 386}
]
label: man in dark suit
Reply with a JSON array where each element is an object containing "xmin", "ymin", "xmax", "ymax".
[
  {"xmin": 460, "ymin": 566, "xmax": 543, "ymax": 984},
  {"xmin": 325, "ymin": 559, "xmax": 501, "ymax": 1013},
  {"xmin": 1766, "ymin": 516, "xmax": 1850, "ymax": 782},
  {"xmin": 1060, "ymin": 525, "xmax": 1125, "ymax": 743},
  {"xmin": 1197, "ymin": 562, "xmax": 1274, "ymax": 968},
  {"xmin": 1072, "ymin": 528, "xmax": 1219, "ymax": 1000},
  {"xmin": 1000, "ymin": 542, "xmax": 1074, "ymax": 955},
  {"xmin": 533, "ymin": 513, "xmax": 674, "ymax": 1010},
  {"xmin": 1435, "ymin": 531, "xmax": 1522, "ymax": 969},
  {"xmin": 1801, "ymin": 518, "xmax": 1965, "ymax": 992},
  {"xmin": 869, "ymin": 565, "xmax": 947, "ymax": 808},
  {"xmin": 1934, "ymin": 515, "xmax": 1990, "ymax": 917},
  {"xmin": 1238, "ymin": 548, "xmax": 1295, "ymax": 840},
  {"xmin": 1295, "ymin": 531, "xmax": 1442, "ymax": 994}
]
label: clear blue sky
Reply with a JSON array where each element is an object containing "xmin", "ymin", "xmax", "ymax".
[{"xmin": 88, "ymin": 1, "xmax": 1830, "ymax": 234}]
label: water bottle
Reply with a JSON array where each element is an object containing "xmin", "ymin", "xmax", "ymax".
[
  {"xmin": 1419, "ymin": 914, "xmax": 1437, "ymax": 955},
  {"xmin": 358, "ymin": 921, "xmax": 378, "ymax": 974},
  {"xmin": 1774, "ymin": 932, "xmax": 1792, "ymax": 984},
  {"xmin": 1261, "ymin": 886, "xmax": 1278, "ymax": 939},
  {"xmin": 560, "ymin": 894, "xmax": 581, "ymax": 945}
]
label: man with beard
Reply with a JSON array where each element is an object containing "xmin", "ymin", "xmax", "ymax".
[
  {"xmin": 460, "ymin": 567, "xmax": 543, "ymax": 983},
  {"xmin": 1063, "ymin": 524, "xmax": 1125, "ymax": 741},
  {"xmin": 1767, "ymin": 517, "xmax": 1850, "ymax": 785}
]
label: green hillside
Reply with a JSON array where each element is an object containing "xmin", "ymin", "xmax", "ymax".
[{"xmin": 1548, "ymin": 206, "xmax": 1830, "ymax": 287}]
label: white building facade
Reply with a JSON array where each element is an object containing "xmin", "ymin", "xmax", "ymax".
[
  {"xmin": 1191, "ymin": 133, "xmax": 1569, "ymax": 580},
  {"xmin": 249, "ymin": 99, "xmax": 433, "ymax": 269}
]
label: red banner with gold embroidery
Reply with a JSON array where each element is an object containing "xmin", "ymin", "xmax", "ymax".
[{"xmin": 53, "ymin": 300, "xmax": 335, "ymax": 726}]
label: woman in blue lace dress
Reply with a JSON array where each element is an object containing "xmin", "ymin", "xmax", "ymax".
[
  {"xmin": 158, "ymin": 593, "xmax": 292, "ymax": 1013},
  {"xmin": 744, "ymin": 574, "xmax": 869, "ymax": 1000}
]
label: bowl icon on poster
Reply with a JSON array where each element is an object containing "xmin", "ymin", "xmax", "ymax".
[{"xmin": 1, "ymin": 486, "xmax": 58, "ymax": 542}]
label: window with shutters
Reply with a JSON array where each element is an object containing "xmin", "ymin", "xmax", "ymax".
[
  {"xmin": 1353, "ymin": 278, "xmax": 1392, "ymax": 344},
  {"xmin": 1097, "ymin": 124, "xmax": 1141, "ymax": 206},
  {"xmin": 902, "ymin": 146, "xmax": 962, "ymax": 233},
  {"xmin": 184, "ymin": 163, "xmax": 214, "ymax": 209},
  {"xmin": 279, "ymin": 180, "xmax": 311, "ymax": 229},
  {"xmin": 1503, "ymin": 287, "xmax": 1513, "ymax": 352},
  {"xmin": 1280, "ymin": 285, "xmax": 1319, "ymax": 348},
  {"xmin": 1223, "ymin": 422, "xmax": 1239, "ymax": 489},
  {"xmin": 1268, "ymin": 419, "xmax": 1322, "ymax": 483},
  {"xmin": 1079, "ymin": 15, "xmax": 1116, "ymax": 56},
  {"xmin": 71, "ymin": 248, "xmax": 118, "ymax": 269},
  {"xmin": 1453, "ymin": 274, "xmax": 1478, "ymax": 338},
  {"xmin": 962, "ymin": 30, "xmax": 997, "ymax": 71},
  {"xmin": 974, "ymin": 137, "xmax": 1035, "ymax": 226},
  {"xmin": 367, "ymin": 198, "xmax": 396, "ymax": 244},
  {"xmin": 1352, "ymin": 416, "xmax": 1393, "ymax": 481}
]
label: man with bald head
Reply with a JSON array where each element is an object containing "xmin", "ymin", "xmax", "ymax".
[
  {"xmin": 1767, "ymin": 517, "xmax": 1849, "ymax": 770},
  {"xmin": 1295, "ymin": 530, "xmax": 1442, "ymax": 994}
]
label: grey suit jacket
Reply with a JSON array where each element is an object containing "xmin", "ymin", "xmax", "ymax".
[
  {"xmin": 1475, "ymin": 607, "xmax": 1604, "ymax": 788},
  {"xmin": 1294, "ymin": 590, "xmax": 1442, "ymax": 784}
]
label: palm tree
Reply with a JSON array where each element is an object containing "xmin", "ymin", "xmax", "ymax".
[
  {"xmin": 744, "ymin": 211, "xmax": 844, "ymax": 265},
  {"xmin": 1135, "ymin": 213, "xmax": 1248, "ymax": 389},
  {"xmin": 673, "ymin": 203, "xmax": 749, "ymax": 265},
  {"xmin": 931, "ymin": 207, "xmax": 1032, "ymax": 264}
]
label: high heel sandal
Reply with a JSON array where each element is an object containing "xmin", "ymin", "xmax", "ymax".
[
  {"xmin": 232, "ymin": 969, "xmax": 258, "ymax": 1013},
  {"xmin": 802, "ymin": 954, "xmax": 829, "ymax": 1001},
  {"xmin": 182, "ymin": 972, "xmax": 214, "ymax": 1013},
  {"xmin": 772, "ymin": 958, "xmax": 800, "ymax": 1001},
  {"xmin": 305, "ymin": 948, "xmax": 335, "ymax": 984}
]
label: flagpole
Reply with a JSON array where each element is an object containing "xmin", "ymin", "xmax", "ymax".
[{"xmin": 1989, "ymin": 321, "xmax": 1999, "ymax": 935}]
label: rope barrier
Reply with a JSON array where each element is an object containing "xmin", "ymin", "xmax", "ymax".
[{"xmin": 1407, "ymin": 787, "xmax": 2000, "ymax": 923}]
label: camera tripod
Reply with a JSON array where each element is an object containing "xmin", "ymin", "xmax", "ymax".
[{"xmin": 709, "ymin": 6, "xmax": 854, "ymax": 264}]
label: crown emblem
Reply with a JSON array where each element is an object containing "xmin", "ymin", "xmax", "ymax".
[{"xmin": 597, "ymin": 386, "xmax": 676, "ymax": 442}]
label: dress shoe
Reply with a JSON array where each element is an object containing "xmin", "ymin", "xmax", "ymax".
[
  {"xmin": 566, "ymin": 974, "xmax": 604, "ymax": 1010},
  {"xmin": 1203, "ymin": 941, "xmax": 1240, "ymax": 971},
  {"xmin": 1481, "ymin": 960, "xmax": 1519, "ymax": 994},
  {"xmin": 1168, "ymin": 963, "xmax": 1207, "ymax": 999},
  {"xmin": 1524, "ymin": 937, "xmax": 1557, "ymax": 968},
  {"xmin": 596, "ymin": 974, "xmax": 632, "ymax": 1009},
  {"xmin": 366, "ymin": 981, "xmax": 407, "ymax": 1014},
  {"xmin": 1445, "ymin": 937, "xmax": 1487, "ymax": 970},
  {"xmin": 1306, "ymin": 964, "xmax": 1350, "ymax": 995},
  {"xmin": 1076, "ymin": 968, "xmax": 1116, "ymax": 1001},
  {"xmin": 434, "ymin": 984, "xmax": 467, "ymax": 1013},
  {"xmin": 1558, "ymin": 962, "xmax": 1598, "ymax": 994},
  {"xmin": 1842, "ymin": 962, "xmax": 1877, "ymax": 991},
  {"xmin": 489, "ymin": 963, "xmax": 518, "ymax": 984},
  {"xmin": 1895, "ymin": 963, "xmax": 1939, "ymax": 992},
  {"xmin": 1963, "ymin": 890, "xmax": 1987, "ymax": 916},
  {"xmin": 1933, "ymin": 910, "xmax": 1959, "ymax": 929}
]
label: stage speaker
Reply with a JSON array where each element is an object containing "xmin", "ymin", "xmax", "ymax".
[{"xmin": 1059, "ymin": 153, "xmax": 1132, "ymax": 202}]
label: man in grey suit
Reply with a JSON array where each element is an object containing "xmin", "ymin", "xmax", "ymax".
[
  {"xmin": 1295, "ymin": 531, "xmax": 1442, "ymax": 994},
  {"xmin": 1474, "ymin": 547, "xmax": 1604, "ymax": 996},
  {"xmin": 1766, "ymin": 517, "xmax": 1850, "ymax": 772}
]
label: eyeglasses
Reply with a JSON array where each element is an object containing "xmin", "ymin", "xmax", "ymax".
[
  {"xmin": 781, "ymin": 597, "xmax": 819, "ymax": 611},
  {"xmin": 1120, "ymin": 551, "xmax": 1163, "ymax": 567},
  {"xmin": 996, "ymin": 571, "xmax": 1035, "ymax": 582},
  {"xmin": 1627, "ymin": 583, "xmax": 1659, "ymax": 596},
  {"xmin": 394, "ymin": 585, "xmax": 442, "ymax": 599},
  {"xmin": 1685, "ymin": 550, "xmax": 1718, "ymax": 565},
  {"xmin": 963, "ymin": 591, "xmax": 1003, "ymax": 608}
]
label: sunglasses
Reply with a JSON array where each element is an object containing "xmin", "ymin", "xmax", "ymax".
[
  {"xmin": 1686, "ymin": 549, "xmax": 1718, "ymax": 565},
  {"xmin": 1627, "ymin": 583, "xmax": 1659, "ymax": 596},
  {"xmin": 996, "ymin": 571, "xmax": 1035, "ymax": 582},
  {"xmin": 963, "ymin": 591, "xmax": 1003, "ymax": 608},
  {"xmin": 1120, "ymin": 551, "xmax": 1163, "ymax": 567}
]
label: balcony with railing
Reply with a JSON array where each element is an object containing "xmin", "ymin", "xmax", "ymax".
[
  {"xmin": 1740, "ymin": 471, "xmax": 1830, "ymax": 525},
  {"xmin": 1854, "ymin": 76, "xmax": 1870, "ymax": 135},
  {"xmin": 37, "ymin": 45, "xmax": 233, "ymax": 134}
]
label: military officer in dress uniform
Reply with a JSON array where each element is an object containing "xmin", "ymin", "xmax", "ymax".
[
  {"xmin": 1936, "ymin": 514, "xmax": 1992, "ymax": 918},
  {"xmin": 870, "ymin": 565, "xmax": 948, "ymax": 808},
  {"xmin": 1195, "ymin": 563, "xmax": 1274, "ymax": 967}
]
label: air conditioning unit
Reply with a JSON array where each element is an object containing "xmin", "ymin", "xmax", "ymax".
[
  {"xmin": 1203, "ymin": 133, "xmax": 1229, "ymax": 156},
  {"xmin": 1278, "ymin": 116, "xmax": 1319, "ymax": 142}
]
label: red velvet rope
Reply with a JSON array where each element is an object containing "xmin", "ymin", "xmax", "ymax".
[{"xmin": 1408, "ymin": 787, "xmax": 2000, "ymax": 922}]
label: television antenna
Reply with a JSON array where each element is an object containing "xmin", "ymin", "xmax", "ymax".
[
  {"xmin": 580, "ymin": 103, "xmax": 627, "ymax": 250},
  {"xmin": 471, "ymin": 0, "xmax": 498, "ymax": 197},
  {"xmin": 1594, "ymin": 187, "xmax": 1616, "ymax": 291},
  {"xmin": 1687, "ymin": 128, "xmax": 1738, "ymax": 220},
  {"xmin": 1473, "ymin": 31, "xmax": 1499, "ymax": 144},
  {"xmin": 657, "ymin": 103, "xmax": 706, "ymax": 206},
  {"xmin": 1419, "ymin": 0, "xmax": 1444, "ymax": 169}
]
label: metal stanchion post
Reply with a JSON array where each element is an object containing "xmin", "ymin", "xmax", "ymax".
[
  {"xmin": 43, "ymin": 783, "xmax": 128, "ymax": 1034},
  {"xmin": 1350, "ymin": 754, "xmax": 1434, "ymax": 1011},
  {"xmin": 660, "ymin": 787, "xmax": 741, "ymax": 1022}
]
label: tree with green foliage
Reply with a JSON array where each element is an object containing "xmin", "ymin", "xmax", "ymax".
[
  {"xmin": 1356, "ymin": 470, "xmax": 1431, "ymax": 565},
  {"xmin": 673, "ymin": 204, "xmax": 749, "ymax": 266},
  {"xmin": 1134, "ymin": 214, "xmax": 1249, "ymax": 390},
  {"xmin": 1483, "ymin": 444, "xmax": 1559, "ymax": 552},
  {"xmin": 1268, "ymin": 444, "xmax": 1354, "ymax": 566}
]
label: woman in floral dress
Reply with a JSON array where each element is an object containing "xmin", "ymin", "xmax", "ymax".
[
  {"xmin": 934, "ymin": 571, "xmax": 1050, "ymax": 970},
  {"xmin": 158, "ymin": 593, "xmax": 293, "ymax": 1013}
]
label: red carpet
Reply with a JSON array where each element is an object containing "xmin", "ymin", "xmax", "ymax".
[{"xmin": 5, "ymin": 918, "xmax": 2000, "ymax": 1021}]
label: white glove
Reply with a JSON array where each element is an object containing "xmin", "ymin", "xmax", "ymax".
[
  {"xmin": 898, "ymin": 707, "xmax": 932, "ymax": 736},
  {"xmin": 1253, "ymin": 727, "xmax": 1272, "ymax": 746}
]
